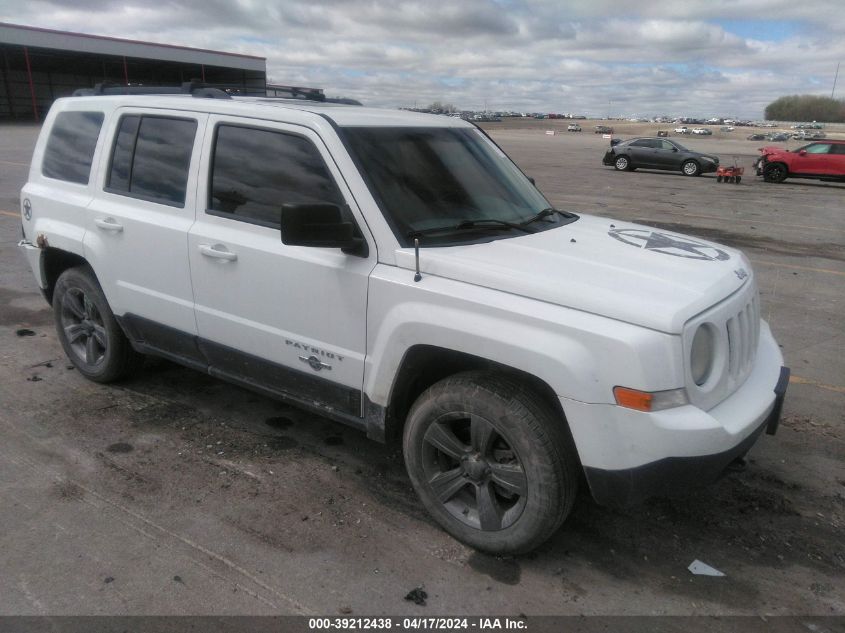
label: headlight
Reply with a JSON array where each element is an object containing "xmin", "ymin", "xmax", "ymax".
[{"xmin": 690, "ymin": 324, "xmax": 716, "ymax": 386}]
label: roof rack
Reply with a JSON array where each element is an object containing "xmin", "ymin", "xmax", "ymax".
[
  {"xmin": 265, "ymin": 84, "xmax": 326, "ymax": 102},
  {"xmin": 72, "ymin": 80, "xmax": 232, "ymax": 99}
]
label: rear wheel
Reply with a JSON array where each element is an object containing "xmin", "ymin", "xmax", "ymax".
[
  {"xmin": 682, "ymin": 160, "xmax": 700, "ymax": 176},
  {"xmin": 716, "ymin": 175, "xmax": 723, "ymax": 183},
  {"xmin": 763, "ymin": 162, "xmax": 788, "ymax": 183},
  {"xmin": 614, "ymin": 155, "xmax": 631, "ymax": 171},
  {"xmin": 403, "ymin": 371, "xmax": 579, "ymax": 554},
  {"xmin": 54, "ymin": 266, "xmax": 143, "ymax": 382}
]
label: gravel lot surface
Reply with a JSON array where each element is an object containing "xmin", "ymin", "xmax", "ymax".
[{"xmin": 1, "ymin": 121, "xmax": 842, "ymax": 617}]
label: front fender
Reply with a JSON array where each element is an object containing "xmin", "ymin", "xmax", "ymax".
[{"xmin": 364, "ymin": 265, "xmax": 684, "ymax": 408}]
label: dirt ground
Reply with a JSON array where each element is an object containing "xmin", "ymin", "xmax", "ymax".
[{"xmin": 0, "ymin": 122, "xmax": 843, "ymax": 618}]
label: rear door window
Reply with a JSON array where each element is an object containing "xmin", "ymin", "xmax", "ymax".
[
  {"xmin": 42, "ymin": 111, "xmax": 105, "ymax": 185},
  {"xmin": 106, "ymin": 115, "xmax": 198, "ymax": 207}
]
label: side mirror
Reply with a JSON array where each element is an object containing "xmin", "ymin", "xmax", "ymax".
[
  {"xmin": 527, "ymin": 176, "xmax": 536, "ymax": 186},
  {"xmin": 799, "ymin": 149, "xmax": 807, "ymax": 156},
  {"xmin": 280, "ymin": 203, "xmax": 368, "ymax": 257},
  {"xmin": 672, "ymin": 147, "xmax": 678, "ymax": 152}
]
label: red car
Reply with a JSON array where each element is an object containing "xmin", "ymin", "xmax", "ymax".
[{"xmin": 755, "ymin": 139, "xmax": 845, "ymax": 183}]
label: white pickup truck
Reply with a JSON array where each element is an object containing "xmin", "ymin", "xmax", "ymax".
[{"xmin": 18, "ymin": 85, "xmax": 789, "ymax": 553}]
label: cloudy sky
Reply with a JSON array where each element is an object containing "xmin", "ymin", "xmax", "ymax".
[{"xmin": 2, "ymin": 0, "xmax": 844, "ymax": 118}]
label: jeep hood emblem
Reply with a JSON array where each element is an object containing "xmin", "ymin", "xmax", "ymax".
[{"xmin": 608, "ymin": 228, "xmax": 730, "ymax": 261}]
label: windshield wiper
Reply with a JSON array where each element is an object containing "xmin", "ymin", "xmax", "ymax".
[
  {"xmin": 407, "ymin": 218, "xmax": 535, "ymax": 238},
  {"xmin": 520, "ymin": 207, "xmax": 577, "ymax": 226}
]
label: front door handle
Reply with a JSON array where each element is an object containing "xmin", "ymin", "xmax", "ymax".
[
  {"xmin": 94, "ymin": 217, "xmax": 123, "ymax": 232},
  {"xmin": 198, "ymin": 243, "xmax": 238, "ymax": 262}
]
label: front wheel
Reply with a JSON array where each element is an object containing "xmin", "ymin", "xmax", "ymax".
[
  {"xmin": 403, "ymin": 371, "xmax": 579, "ymax": 554},
  {"xmin": 763, "ymin": 163, "xmax": 788, "ymax": 183},
  {"xmin": 53, "ymin": 266, "xmax": 143, "ymax": 382},
  {"xmin": 682, "ymin": 160, "xmax": 700, "ymax": 176},
  {"xmin": 614, "ymin": 155, "xmax": 631, "ymax": 171}
]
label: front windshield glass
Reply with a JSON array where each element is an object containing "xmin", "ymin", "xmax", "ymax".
[{"xmin": 341, "ymin": 126, "xmax": 572, "ymax": 246}]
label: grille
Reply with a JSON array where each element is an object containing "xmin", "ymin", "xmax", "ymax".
[
  {"xmin": 725, "ymin": 292, "xmax": 760, "ymax": 386},
  {"xmin": 684, "ymin": 281, "xmax": 761, "ymax": 412}
]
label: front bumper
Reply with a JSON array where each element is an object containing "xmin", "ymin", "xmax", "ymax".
[
  {"xmin": 700, "ymin": 160, "xmax": 719, "ymax": 174},
  {"xmin": 602, "ymin": 151, "xmax": 615, "ymax": 166},
  {"xmin": 562, "ymin": 322, "xmax": 788, "ymax": 507}
]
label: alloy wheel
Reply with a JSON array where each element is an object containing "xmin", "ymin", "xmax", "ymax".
[
  {"xmin": 421, "ymin": 412, "xmax": 528, "ymax": 531},
  {"xmin": 60, "ymin": 287, "xmax": 107, "ymax": 367}
]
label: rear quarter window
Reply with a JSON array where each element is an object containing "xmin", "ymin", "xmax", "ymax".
[{"xmin": 41, "ymin": 111, "xmax": 105, "ymax": 185}]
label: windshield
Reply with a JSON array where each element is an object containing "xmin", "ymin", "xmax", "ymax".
[{"xmin": 341, "ymin": 126, "xmax": 572, "ymax": 246}]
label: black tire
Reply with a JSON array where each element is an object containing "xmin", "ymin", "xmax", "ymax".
[
  {"xmin": 736, "ymin": 176, "xmax": 742, "ymax": 184},
  {"xmin": 614, "ymin": 155, "xmax": 631, "ymax": 171},
  {"xmin": 716, "ymin": 175, "xmax": 722, "ymax": 183},
  {"xmin": 403, "ymin": 371, "xmax": 580, "ymax": 554},
  {"xmin": 763, "ymin": 162, "xmax": 788, "ymax": 183},
  {"xmin": 682, "ymin": 160, "xmax": 700, "ymax": 176},
  {"xmin": 53, "ymin": 266, "xmax": 143, "ymax": 383}
]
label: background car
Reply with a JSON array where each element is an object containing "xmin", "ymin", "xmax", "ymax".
[
  {"xmin": 594, "ymin": 125, "xmax": 613, "ymax": 134},
  {"xmin": 692, "ymin": 128, "xmax": 713, "ymax": 135},
  {"xmin": 747, "ymin": 133, "xmax": 766, "ymax": 141},
  {"xmin": 567, "ymin": 123, "xmax": 582, "ymax": 132},
  {"xmin": 674, "ymin": 126, "xmax": 691, "ymax": 134},
  {"xmin": 602, "ymin": 137, "xmax": 719, "ymax": 176},
  {"xmin": 767, "ymin": 132, "xmax": 791, "ymax": 142},
  {"xmin": 755, "ymin": 140, "xmax": 845, "ymax": 183}
]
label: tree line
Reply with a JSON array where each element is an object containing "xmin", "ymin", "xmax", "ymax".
[{"xmin": 764, "ymin": 95, "xmax": 845, "ymax": 122}]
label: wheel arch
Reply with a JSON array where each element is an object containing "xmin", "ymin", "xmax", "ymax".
[
  {"xmin": 381, "ymin": 344, "xmax": 569, "ymax": 445},
  {"xmin": 41, "ymin": 247, "xmax": 89, "ymax": 305}
]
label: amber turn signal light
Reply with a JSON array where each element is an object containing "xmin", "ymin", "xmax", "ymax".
[
  {"xmin": 613, "ymin": 386, "xmax": 689, "ymax": 412},
  {"xmin": 613, "ymin": 386, "xmax": 653, "ymax": 411}
]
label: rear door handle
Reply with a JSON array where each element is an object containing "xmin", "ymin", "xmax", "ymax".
[
  {"xmin": 94, "ymin": 217, "xmax": 123, "ymax": 232},
  {"xmin": 198, "ymin": 243, "xmax": 238, "ymax": 262}
]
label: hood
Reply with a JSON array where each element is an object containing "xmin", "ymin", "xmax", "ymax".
[
  {"xmin": 395, "ymin": 214, "xmax": 752, "ymax": 333},
  {"xmin": 759, "ymin": 145, "xmax": 787, "ymax": 156}
]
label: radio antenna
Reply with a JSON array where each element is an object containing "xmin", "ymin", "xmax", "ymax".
[{"xmin": 414, "ymin": 237, "xmax": 422, "ymax": 282}]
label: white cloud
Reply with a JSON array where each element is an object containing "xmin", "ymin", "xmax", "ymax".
[{"xmin": 2, "ymin": 0, "xmax": 844, "ymax": 116}]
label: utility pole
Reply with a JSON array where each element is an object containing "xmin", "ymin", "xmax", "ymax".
[{"xmin": 833, "ymin": 61, "xmax": 841, "ymax": 99}]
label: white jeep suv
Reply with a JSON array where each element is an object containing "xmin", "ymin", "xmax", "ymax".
[{"xmin": 19, "ymin": 85, "xmax": 789, "ymax": 554}]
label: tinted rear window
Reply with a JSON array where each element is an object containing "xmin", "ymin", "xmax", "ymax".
[
  {"xmin": 42, "ymin": 111, "xmax": 104, "ymax": 184},
  {"xmin": 107, "ymin": 115, "xmax": 140, "ymax": 192},
  {"xmin": 106, "ymin": 115, "xmax": 197, "ymax": 207}
]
